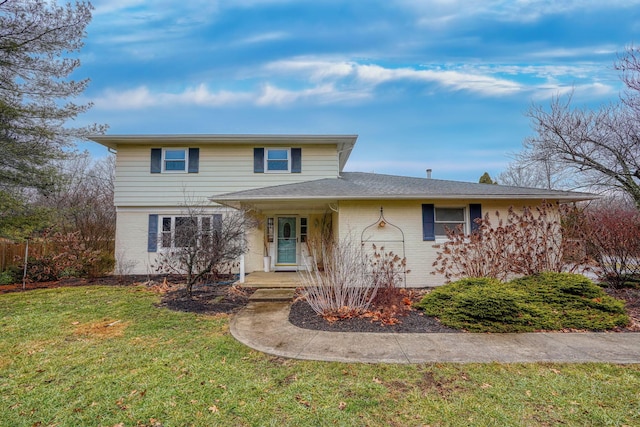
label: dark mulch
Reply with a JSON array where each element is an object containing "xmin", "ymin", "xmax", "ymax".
[
  {"xmin": 605, "ymin": 287, "xmax": 640, "ymax": 331},
  {"xmin": 290, "ymin": 287, "xmax": 640, "ymax": 333},
  {"xmin": 288, "ymin": 300, "xmax": 460, "ymax": 333},
  {"xmin": 0, "ymin": 274, "xmax": 160, "ymax": 294},
  {"xmin": 159, "ymin": 283, "xmax": 255, "ymax": 315}
]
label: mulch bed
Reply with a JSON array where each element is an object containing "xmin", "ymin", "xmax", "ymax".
[
  {"xmin": 289, "ymin": 287, "xmax": 640, "ymax": 333},
  {"xmin": 288, "ymin": 299, "xmax": 460, "ymax": 333},
  {"xmin": 158, "ymin": 283, "xmax": 255, "ymax": 315},
  {"xmin": 0, "ymin": 275, "xmax": 149, "ymax": 294}
]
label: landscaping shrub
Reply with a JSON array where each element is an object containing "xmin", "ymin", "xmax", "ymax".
[
  {"xmin": 0, "ymin": 267, "xmax": 19, "ymax": 285},
  {"xmin": 299, "ymin": 241, "xmax": 411, "ymax": 324},
  {"xmin": 569, "ymin": 206, "xmax": 640, "ymax": 288},
  {"xmin": 432, "ymin": 202, "xmax": 587, "ymax": 282},
  {"xmin": 415, "ymin": 273, "xmax": 629, "ymax": 332},
  {"xmin": 368, "ymin": 245, "xmax": 411, "ymax": 324},
  {"xmin": 19, "ymin": 231, "xmax": 101, "ymax": 282},
  {"xmin": 299, "ymin": 238, "xmax": 375, "ymax": 319}
]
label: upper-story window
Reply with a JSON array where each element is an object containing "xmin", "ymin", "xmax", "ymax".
[
  {"xmin": 150, "ymin": 147, "xmax": 199, "ymax": 174},
  {"xmin": 163, "ymin": 148, "xmax": 187, "ymax": 172},
  {"xmin": 253, "ymin": 147, "xmax": 302, "ymax": 174},
  {"xmin": 266, "ymin": 148, "xmax": 290, "ymax": 172}
]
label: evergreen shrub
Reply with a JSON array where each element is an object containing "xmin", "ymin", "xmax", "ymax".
[{"xmin": 415, "ymin": 273, "xmax": 629, "ymax": 332}]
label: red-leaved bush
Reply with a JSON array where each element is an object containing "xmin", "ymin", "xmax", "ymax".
[
  {"xmin": 432, "ymin": 202, "xmax": 586, "ymax": 282},
  {"xmin": 19, "ymin": 231, "xmax": 101, "ymax": 282},
  {"xmin": 573, "ymin": 207, "xmax": 640, "ymax": 287}
]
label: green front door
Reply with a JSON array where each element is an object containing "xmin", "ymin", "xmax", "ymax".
[{"xmin": 277, "ymin": 217, "xmax": 297, "ymax": 265}]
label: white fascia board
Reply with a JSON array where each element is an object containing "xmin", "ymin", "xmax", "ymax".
[{"xmin": 89, "ymin": 134, "xmax": 358, "ymax": 150}]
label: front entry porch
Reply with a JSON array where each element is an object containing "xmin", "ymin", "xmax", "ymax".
[{"xmin": 237, "ymin": 271, "xmax": 304, "ymax": 288}]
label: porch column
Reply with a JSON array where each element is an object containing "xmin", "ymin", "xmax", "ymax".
[{"xmin": 239, "ymin": 254, "xmax": 245, "ymax": 283}]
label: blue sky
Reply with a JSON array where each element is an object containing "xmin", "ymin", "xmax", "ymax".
[{"xmin": 75, "ymin": 0, "xmax": 640, "ymax": 182}]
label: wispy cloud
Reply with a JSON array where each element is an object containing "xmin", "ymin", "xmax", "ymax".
[
  {"xmin": 266, "ymin": 59, "xmax": 524, "ymax": 96},
  {"xmin": 235, "ymin": 31, "xmax": 289, "ymax": 45},
  {"xmin": 91, "ymin": 56, "xmax": 619, "ymax": 110},
  {"xmin": 93, "ymin": 85, "xmax": 253, "ymax": 109},
  {"xmin": 399, "ymin": 0, "xmax": 640, "ymax": 26}
]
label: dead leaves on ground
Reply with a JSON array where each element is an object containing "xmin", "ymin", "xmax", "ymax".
[
  {"xmin": 321, "ymin": 289, "xmax": 420, "ymax": 325},
  {"xmin": 72, "ymin": 319, "xmax": 130, "ymax": 339}
]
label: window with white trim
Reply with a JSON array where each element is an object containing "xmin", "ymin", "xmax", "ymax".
[
  {"xmin": 163, "ymin": 148, "xmax": 188, "ymax": 172},
  {"xmin": 265, "ymin": 148, "xmax": 290, "ymax": 172},
  {"xmin": 159, "ymin": 215, "xmax": 220, "ymax": 249},
  {"xmin": 434, "ymin": 207, "xmax": 466, "ymax": 237},
  {"xmin": 300, "ymin": 217, "xmax": 308, "ymax": 243}
]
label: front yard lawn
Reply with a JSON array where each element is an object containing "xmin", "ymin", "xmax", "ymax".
[{"xmin": 1, "ymin": 284, "xmax": 639, "ymax": 426}]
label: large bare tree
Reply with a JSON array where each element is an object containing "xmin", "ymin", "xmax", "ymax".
[
  {"xmin": 506, "ymin": 46, "xmax": 640, "ymax": 207},
  {"xmin": 40, "ymin": 153, "xmax": 116, "ymax": 251}
]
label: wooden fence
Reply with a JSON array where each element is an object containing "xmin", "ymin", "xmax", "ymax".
[{"xmin": 0, "ymin": 240, "xmax": 50, "ymax": 271}]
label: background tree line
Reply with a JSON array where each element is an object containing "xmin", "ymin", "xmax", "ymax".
[{"xmin": 0, "ymin": 1, "xmax": 112, "ymax": 281}]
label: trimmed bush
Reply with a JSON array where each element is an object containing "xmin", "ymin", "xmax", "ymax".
[
  {"xmin": 0, "ymin": 268, "xmax": 19, "ymax": 285},
  {"xmin": 415, "ymin": 273, "xmax": 629, "ymax": 332}
]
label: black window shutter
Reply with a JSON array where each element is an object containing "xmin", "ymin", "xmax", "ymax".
[
  {"xmin": 150, "ymin": 148, "xmax": 162, "ymax": 173},
  {"xmin": 188, "ymin": 148, "xmax": 199, "ymax": 173},
  {"xmin": 422, "ymin": 204, "xmax": 435, "ymax": 241},
  {"xmin": 291, "ymin": 148, "xmax": 302, "ymax": 173},
  {"xmin": 254, "ymin": 148, "xmax": 264, "ymax": 173},
  {"xmin": 148, "ymin": 214, "xmax": 158, "ymax": 252},
  {"xmin": 469, "ymin": 203, "xmax": 482, "ymax": 233}
]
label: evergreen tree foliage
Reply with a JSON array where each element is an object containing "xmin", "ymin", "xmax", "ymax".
[{"xmin": 0, "ymin": 0, "xmax": 106, "ymax": 194}]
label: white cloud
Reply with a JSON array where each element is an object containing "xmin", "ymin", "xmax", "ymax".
[
  {"xmin": 400, "ymin": 0, "xmax": 640, "ymax": 25},
  {"xmin": 531, "ymin": 82, "xmax": 616, "ymax": 101},
  {"xmin": 93, "ymin": 85, "xmax": 253, "ymax": 110},
  {"xmin": 90, "ymin": 56, "xmax": 617, "ymax": 110},
  {"xmin": 267, "ymin": 59, "xmax": 523, "ymax": 97},
  {"xmin": 236, "ymin": 31, "xmax": 289, "ymax": 45}
]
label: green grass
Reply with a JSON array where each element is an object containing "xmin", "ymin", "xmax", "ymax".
[
  {"xmin": 416, "ymin": 273, "xmax": 630, "ymax": 333},
  {"xmin": 1, "ymin": 285, "xmax": 639, "ymax": 426}
]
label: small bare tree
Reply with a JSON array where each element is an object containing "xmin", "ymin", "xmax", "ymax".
[{"xmin": 154, "ymin": 207, "xmax": 253, "ymax": 296}]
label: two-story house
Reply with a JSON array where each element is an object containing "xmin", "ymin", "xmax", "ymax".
[{"xmin": 91, "ymin": 134, "xmax": 592, "ymax": 287}]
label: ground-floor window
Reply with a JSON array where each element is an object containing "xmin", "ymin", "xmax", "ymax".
[
  {"xmin": 434, "ymin": 207, "xmax": 466, "ymax": 236},
  {"xmin": 159, "ymin": 215, "xmax": 221, "ymax": 249}
]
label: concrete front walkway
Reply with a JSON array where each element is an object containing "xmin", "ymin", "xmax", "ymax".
[{"xmin": 230, "ymin": 299, "xmax": 640, "ymax": 364}]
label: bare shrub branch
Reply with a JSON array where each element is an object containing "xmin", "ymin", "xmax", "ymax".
[
  {"xmin": 299, "ymin": 237, "xmax": 375, "ymax": 319},
  {"xmin": 153, "ymin": 206, "xmax": 254, "ymax": 296},
  {"xmin": 572, "ymin": 205, "xmax": 640, "ymax": 287},
  {"xmin": 432, "ymin": 202, "xmax": 586, "ymax": 282}
]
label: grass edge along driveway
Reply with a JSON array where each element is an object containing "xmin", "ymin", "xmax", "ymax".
[{"xmin": 1, "ymin": 285, "xmax": 639, "ymax": 426}]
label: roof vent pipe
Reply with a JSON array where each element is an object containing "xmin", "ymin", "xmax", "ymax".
[{"xmin": 426, "ymin": 169, "xmax": 432, "ymax": 179}]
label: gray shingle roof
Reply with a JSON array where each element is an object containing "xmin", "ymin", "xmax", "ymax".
[{"xmin": 211, "ymin": 172, "xmax": 594, "ymax": 202}]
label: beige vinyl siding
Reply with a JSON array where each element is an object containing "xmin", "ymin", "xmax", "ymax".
[
  {"xmin": 114, "ymin": 144, "xmax": 340, "ymax": 207},
  {"xmin": 337, "ymin": 199, "xmax": 546, "ymax": 287},
  {"xmin": 114, "ymin": 208, "xmax": 264, "ymax": 275},
  {"xmin": 114, "ymin": 210, "xmax": 158, "ymax": 275}
]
